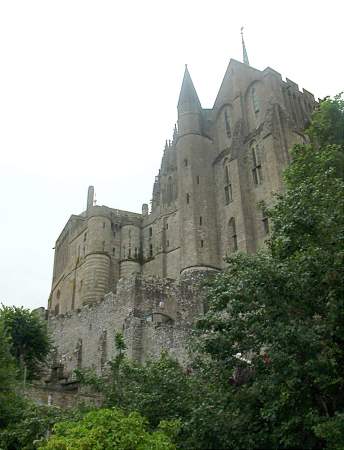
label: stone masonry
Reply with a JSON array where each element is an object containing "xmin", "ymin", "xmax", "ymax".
[{"xmin": 46, "ymin": 52, "xmax": 316, "ymax": 378}]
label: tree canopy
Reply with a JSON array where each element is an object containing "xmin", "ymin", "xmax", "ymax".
[
  {"xmin": 38, "ymin": 408, "xmax": 177, "ymax": 450},
  {"xmin": 0, "ymin": 305, "xmax": 51, "ymax": 380}
]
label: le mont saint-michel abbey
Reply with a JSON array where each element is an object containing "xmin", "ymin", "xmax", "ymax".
[{"xmin": 45, "ymin": 38, "xmax": 316, "ymax": 380}]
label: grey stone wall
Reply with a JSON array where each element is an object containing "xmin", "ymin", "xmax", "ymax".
[{"xmin": 48, "ymin": 271, "xmax": 210, "ymax": 377}]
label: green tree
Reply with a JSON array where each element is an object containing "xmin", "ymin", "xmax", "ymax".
[
  {"xmin": 0, "ymin": 403, "xmax": 74, "ymax": 450},
  {"xmin": 0, "ymin": 305, "xmax": 51, "ymax": 380},
  {"xmin": 193, "ymin": 95, "xmax": 344, "ymax": 450},
  {"xmin": 0, "ymin": 319, "xmax": 23, "ymax": 431},
  {"xmin": 76, "ymin": 335, "xmax": 193, "ymax": 430},
  {"xmin": 38, "ymin": 408, "xmax": 177, "ymax": 450}
]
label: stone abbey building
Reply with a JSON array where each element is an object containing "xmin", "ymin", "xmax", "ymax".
[{"xmin": 47, "ymin": 50, "xmax": 316, "ymax": 377}]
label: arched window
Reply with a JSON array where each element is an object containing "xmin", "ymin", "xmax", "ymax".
[
  {"xmin": 251, "ymin": 86, "xmax": 260, "ymax": 114},
  {"xmin": 224, "ymin": 163, "xmax": 233, "ymax": 204},
  {"xmin": 251, "ymin": 143, "xmax": 262, "ymax": 185},
  {"xmin": 224, "ymin": 109, "xmax": 231, "ymax": 138},
  {"xmin": 228, "ymin": 218, "xmax": 238, "ymax": 252}
]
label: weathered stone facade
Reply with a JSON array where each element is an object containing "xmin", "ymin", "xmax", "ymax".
[{"xmin": 47, "ymin": 56, "xmax": 316, "ymax": 377}]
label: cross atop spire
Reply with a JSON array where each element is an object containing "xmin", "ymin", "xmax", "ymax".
[{"xmin": 241, "ymin": 26, "xmax": 250, "ymax": 66}]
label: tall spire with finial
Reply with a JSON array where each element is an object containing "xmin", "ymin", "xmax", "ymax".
[{"xmin": 241, "ymin": 26, "xmax": 250, "ymax": 65}]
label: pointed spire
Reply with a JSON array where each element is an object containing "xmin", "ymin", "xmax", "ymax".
[
  {"xmin": 177, "ymin": 64, "xmax": 201, "ymax": 112},
  {"xmin": 173, "ymin": 123, "xmax": 178, "ymax": 139},
  {"xmin": 241, "ymin": 26, "xmax": 250, "ymax": 65}
]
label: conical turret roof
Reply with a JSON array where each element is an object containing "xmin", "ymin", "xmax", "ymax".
[{"xmin": 177, "ymin": 65, "xmax": 201, "ymax": 112}]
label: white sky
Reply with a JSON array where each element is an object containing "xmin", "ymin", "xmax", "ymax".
[{"xmin": 0, "ymin": 0, "xmax": 343, "ymax": 310}]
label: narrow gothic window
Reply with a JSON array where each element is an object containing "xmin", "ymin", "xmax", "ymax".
[
  {"xmin": 252, "ymin": 86, "xmax": 260, "ymax": 113},
  {"xmin": 149, "ymin": 244, "xmax": 153, "ymax": 258},
  {"xmin": 224, "ymin": 109, "xmax": 231, "ymax": 138},
  {"xmin": 200, "ymin": 240, "xmax": 204, "ymax": 248},
  {"xmin": 186, "ymin": 193, "xmax": 190, "ymax": 204},
  {"xmin": 112, "ymin": 247, "xmax": 116, "ymax": 256},
  {"xmin": 128, "ymin": 248, "xmax": 131, "ymax": 258},
  {"xmin": 184, "ymin": 158, "xmax": 188, "ymax": 167},
  {"xmin": 84, "ymin": 232, "xmax": 87, "ymax": 242},
  {"xmin": 149, "ymin": 227, "xmax": 152, "ymax": 237},
  {"xmin": 166, "ymin": 223, "xmax": 168, "ymax": 230},
  {"xmin": 224, "ymin": 165, "xmax": 233, "ymax": 204},
  {"xmin": 262, "ymin": 205, "xmax": 270, "ymax": 235},
  {"xmin": 56, "ymin": 289, "xmax": 60, "ymax": 299},
  {"xmin": 251, "ymin": 144, "xmax": 262, "ymax": 185},
  {"xmin": 199, "ymin": 216, "xmax": 203, "ymax": 226},
  {"xmin": 55, "ymin": 304, "xmax": 60, "ymax": 315},
  {"xmin": 229, "ymin": 218, "xmax": 238, "ymax": 251},
  {"xmin": 134, "ymin": 247, "xmax": 138, "ymax": 258},
  {"xmin": 196, "ymin": 175, "xmax": 200, "ymax": 184},
  {"xmin": 102, "ymin": 241, "xmax": 105, "ymax": 251}
]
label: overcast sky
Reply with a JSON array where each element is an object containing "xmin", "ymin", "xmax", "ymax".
[{"xmin": 0, "ymin": 0, "xmax": 342, "ymax": 310}]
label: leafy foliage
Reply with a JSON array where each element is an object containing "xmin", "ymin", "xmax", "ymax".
[
  {"xmin": 193, "ymin": 94, "xmax": 344, "ymax": 449},
  {"xmin": 37, "ymin": 408, "xmax": 177, "ymax": 450},
  {"xmin": 0, "ymin": 403, "xmax": 76, "ymax": 450},
  {"xmin": 0, "ymin": 320, "xmax": 23, "ymax": 431},
  {"xmin": 0, "ymin": 305, "xmax": 51, "ymax": 380}
]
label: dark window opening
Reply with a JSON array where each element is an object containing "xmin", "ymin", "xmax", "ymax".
[
  {"xmin": 54, "ymin": 304, "xmax": 60, "ymax": 315},
  {"xmin": 184, "ymin": 158, "xmax": 188, "ymax": 167},
  {"xmin": 112, "ymin": 247, "xmax": 116, "ymax": 256},
  {"xmin": 166, "ymin": 240, "xmax": 170, "ymax": 247},
  {"xmin": 186, "ymin": 193, "xmax": 190, "ymax": 204},
  {"xmin": 166, "ymin": 223, "xmax": 168, "ymax": 229},
  {"xmin": 84, "ymin": 233, "xmax": 87, "ymax": 242},
  {"xmin": 251, "ymin": 145, "xmax": 262, "ymax": 185},
  {"xmin": 149, "ymin": 227, "xmax": 152, "ymax": 237},
  {"xmin": 224, "ymin": 165, "xmax": 233, "ymax": 204},
  {"xmin": 224, "ymin": 109, "xmax": 231, "ymax": 138},
  {"xmin": 149, "ymin": 244, "xmax": 153, "ymax": 258},
  {"xmin": 102, "ymin": 222, "xmax": 105, "ymax": 228},
  {"xmin": 134, "ymin": 247, "xmax": 138, "ymax": 258},
  {"xmin": 199, "ymin": 216, "xmax": 203, "ymax": 226},
  {"xmin": 200, "ymin": 240, "xmax": 204, "ymax": 248},
  {"xmin": 262, "ymin": 206, "xmax": 270, "ymax": 235},
  {"xmin": 196, "ymin": 175, "xmax": 200, "ymax": 184},
  {"xmin": 128, "ymin": 248, "xmax": 131, "ymax": 258},
  {"xmin": 229, "ymin": 218, "xmax": 238, "ymax": 252}
]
